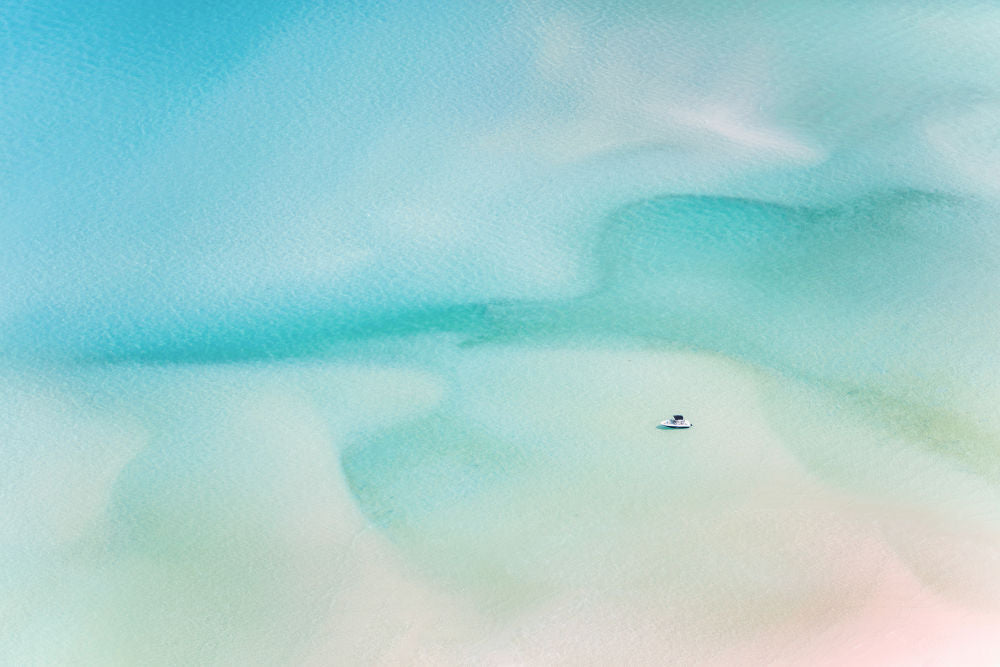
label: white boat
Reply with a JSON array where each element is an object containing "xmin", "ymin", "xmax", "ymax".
[{"xmin": 659, "ymin": 414, "xmax": 691, "ymax": 429}]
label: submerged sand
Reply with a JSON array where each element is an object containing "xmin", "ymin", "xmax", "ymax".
[{"xmin": 5, "ymin": 341, "xmax": 999, "ymax": 664}]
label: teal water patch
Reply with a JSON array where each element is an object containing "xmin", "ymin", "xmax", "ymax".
[
  {"xmin": 342, "ymin": 413, "xmax": 536, "ymax": 529},
  {"xmin": 580, "ymin": 191, "xmax": 1000, "ymax": 473},
  {"xmin": 14, "ymin": 189, "xmax": 993, "ymax": 376},
  {"xmin": 0, "ymin": 0, "xmax": 546, "ymax": 362},
  {"xmin": 579, "ymin": 191, "xmax": 1000, "ymax": 403}
]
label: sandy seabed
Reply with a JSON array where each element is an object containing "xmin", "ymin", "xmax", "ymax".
[{"xmin": 4, "ymin": 342, "xmax": 1000, "ymax": 664}]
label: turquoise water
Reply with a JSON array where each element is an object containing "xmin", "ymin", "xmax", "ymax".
[{"xmin": 3, "ymin": 1, "xmax": 1000, "ymax": 663}]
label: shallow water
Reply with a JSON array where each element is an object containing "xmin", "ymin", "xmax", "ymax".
[{"xmin": 3, "ymin": 1, "xmax": 1000, "ymax": 664}]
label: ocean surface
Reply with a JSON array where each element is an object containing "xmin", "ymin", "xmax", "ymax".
[{"xmin": 3, "ymin": 1, "xmax": 1000, "ymax": 664}]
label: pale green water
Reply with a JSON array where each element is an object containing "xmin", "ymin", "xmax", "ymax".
[{"xmin": 3, "ymin": 1, "xmax": 1000, "ymax": 664}]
